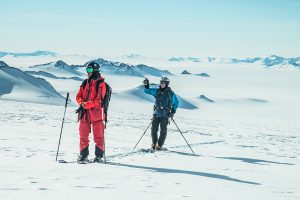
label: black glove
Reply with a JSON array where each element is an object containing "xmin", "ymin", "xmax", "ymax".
[
  {"xmin": 169, "ymin": 109, "xmax": 176, "ymax": 118},
  {"xmin": 76, "ymin": 105, "xmax": 86, "ymax": 120},
  {"xmin": 143, "ymin": 78, "xmax": 149, "ymax": 89}
]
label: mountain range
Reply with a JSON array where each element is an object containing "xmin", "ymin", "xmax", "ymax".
[
  {"xmin": 168, "ymin": 55, "xmax": 300, "ymax": 68},
  {"xmin": 1, "ymin": 50, "xmax": 299, "ymax": 68},
  {"xmin": 0, "ymin": 50, "xmax": 57, "ymax": 58}
]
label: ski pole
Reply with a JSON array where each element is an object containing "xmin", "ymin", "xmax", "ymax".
[
  {"xmin": 103, "ymin": 124, "xmax": 107, "ymax": 164},
  {"xmin": 171, "ymin": 117, "xmax": 195, "ymax": 155},
  {"xmin": 55, "ymin": 92, "xmax": 70, "ymax": 161},
  {"xmin": 133, "ymin": 119, "xmax": 153, "ymax": 150}
]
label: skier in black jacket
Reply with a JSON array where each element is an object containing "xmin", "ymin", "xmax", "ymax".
[{"xmin": 143, "ymin": 77, "xmax": 179, "ymax": 150}]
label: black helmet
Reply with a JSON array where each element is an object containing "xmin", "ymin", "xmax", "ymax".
[
  {"xmin": 86, "ymin": 61, "xmax": 100, "ymax": 71},
  {"xmin": 160, "ymin": 77, "xmax": 170, "ymax": 83},
  {"xmin": 160, "ymin": 77, "xmax": 170, "ymax": 87}
]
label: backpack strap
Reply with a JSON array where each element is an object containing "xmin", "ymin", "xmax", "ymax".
[
  {"xmin": 96, "ymin": 79, "xmax": 104, "ymax": 94},
  {"xmin": 155, "ymin": 88, "xmax": 159, "ymax": 98},
  {"xmin": 167, "ymin": 87, "xmax": 173, "ymax": 110},
  {"xmin": 95, "ymin": 79, "xmax": 107, "ymax": 124},
  {"xmin": 95, "ymin": 79, "xmax": 105, "ymax": 105},
  {"xmin": 81, "ymin": 79, "xmax": 88, "ymax": 88},
  {"xmin": 80, "ymin": 79, "xmax": 90, "ymax": 101}
]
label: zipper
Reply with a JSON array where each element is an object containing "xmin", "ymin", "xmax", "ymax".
[{"xmin": 85, "ymin": 81, "xmax": 92, "ymax": 123}]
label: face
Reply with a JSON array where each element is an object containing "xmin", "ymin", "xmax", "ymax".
[
  {"xmin": 160, "ymin": 81, "xmax": 166, "ymax": 88},
  {"xmin": 86, "ymin": 67, "xmax": 93, "ymax": 77}
]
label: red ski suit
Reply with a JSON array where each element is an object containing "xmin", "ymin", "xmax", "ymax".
[{"xmin": 76, "ymin": 77, "xmax": 106, "ymax": 152}]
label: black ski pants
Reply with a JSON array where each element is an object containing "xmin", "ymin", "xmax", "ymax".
[{"xmin": 151, "ymin": 117, "xmax": 169, "ymax": 147}]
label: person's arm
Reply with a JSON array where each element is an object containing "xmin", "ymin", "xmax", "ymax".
[
  {"xmin": 143, "ymin": 78, "xmax": 157, "ymax": 97},
  {"xmin": 171, "ymin": 91, "xmax": 179, "ymax": 112},
  {"xmin": 76, "ymin": 86, "xmax": 85, "ymax": 106},
  {"xmin": 144, "ymin": 87, "xmax": 157, "ymax": 97},
  {"xmin": 84, "ymin": 82, "xmax": 106, "ymax": 109}
]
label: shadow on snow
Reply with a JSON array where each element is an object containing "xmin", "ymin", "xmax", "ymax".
[
  {"xmin": 215, "ymin": 157, "xmax": 294, "ymax": 165},
  {"xmin": 107, "ymin": 162, "xmax": 260, "ymax": 185}
]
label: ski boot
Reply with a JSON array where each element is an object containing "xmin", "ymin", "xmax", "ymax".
[
  {"xmin": 77, "ymin": 155, "xmax": 89, "ymax": 164},
  {"xmin": 151, "ymin": 143, "xmax": 157, "ymax": 151},
  {"xmin": 155, "ymin": 145, "xmax": 162, "ymax": 151},
  {"xmin": 93, "ymin": 156, "xmax": 103, "ymax": 163}
]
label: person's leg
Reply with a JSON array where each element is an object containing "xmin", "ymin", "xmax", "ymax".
[
  {"xmin": 151, "ymin": 117, "xmax": 160, "ymax": 148},
  {"xmin": 79, "ymin": 121, "xmax": 91, "ymax": 159},
  {"xmin": 158, "ymin": 117, "xmax": 169, "ymax": 148},
  {"xmin": 92, "ymin": 120, "xmax": 105, "ymax": 158}
]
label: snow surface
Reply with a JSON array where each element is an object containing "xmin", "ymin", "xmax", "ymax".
[{"xmin": 0, "ymin": 54, "xmax": 300, "ymax": 200}]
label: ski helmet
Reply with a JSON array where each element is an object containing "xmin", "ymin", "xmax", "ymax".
[
  {"xmin": 160, "ymin": 77, "xmax": 170, "ymax": 86},
  {"xmin": 86, "ymin": 61, "xmax": 100, "ymax": 73},
  {"xmin": 160, "ymin": 77, "xmax": 170, "ymax": 83}
]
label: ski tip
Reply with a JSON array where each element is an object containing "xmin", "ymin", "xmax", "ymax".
[{"xmin": 58, "ymin": 160, "xmax": 68, "ymax": 163}]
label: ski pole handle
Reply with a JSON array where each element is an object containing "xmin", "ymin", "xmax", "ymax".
[{"xmin": 65, "ymin": 92, "xmax": 69, "ymax": 108}]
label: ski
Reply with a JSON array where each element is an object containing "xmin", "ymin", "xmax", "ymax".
[
  {"xmin": 140, "ymin": 148, "xmax": 155, "ymax": 153},
  {"xmin": 57, "ymin": 148, "xmax": 169, "ymax": 164},
  {"xmin": 140, "ymin": 148, "xmax": 168, "ymax": 153},
  {"xmin": 58, "ymin": 159, "xmax": 104, "ymax": 164}
]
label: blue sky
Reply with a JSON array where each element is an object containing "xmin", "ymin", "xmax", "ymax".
[{"xmin": 1, "ymin": 0, "xmax": 299, "ymax": 57}]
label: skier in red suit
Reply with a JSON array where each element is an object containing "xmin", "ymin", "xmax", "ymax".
[{"xmin": 76, "ymin": 61, "xmax": 106, "ymax": 163}]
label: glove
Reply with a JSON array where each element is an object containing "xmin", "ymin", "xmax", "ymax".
[
  {"xmin": 143, "ymin": 78, "xmax": 149, "ymax": 89},
  {"xmin": 75, "ymin": 105, "xmax": 84, "ymax": 113},
  {"xmin": 76, "ymin": 104, "xmax": 86, "ymax": 120},
  {"xmin": 169, "ymin": 109, "xmax": 176, "ymax": 118}
]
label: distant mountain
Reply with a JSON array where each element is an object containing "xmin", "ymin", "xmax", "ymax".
[
  {"xmin": 262, "ymin": 55, "xmax": 285, "ymax": 67},
  {"xmin": 181, "ymin": 70, "xmax": 191, "ymax": 75},
  {"xmin": 231, "ymin": 57, "xmax": 261, "ymax": 64},
  {"xmin": 0, "ymin": 61, "xmax": 65, "ymax": 105},
  {"xmin": 28, "ymin": 60, "xmax": 83, "ymax": 77},
  {"xmin": 233, "ymin": 55, "xmax": 300, "ymax": 68},
  {"xmin": 195, "ymin": 73, "xmax": 210, "ymax": 77},
  {"xmin": 169, "ymin": 57, "xmax": 185, "ymax": 62},
  {"xmin": 90, "ymin": 58, "xmax": 173, "ymax": 77},
  {"xmin": 0, "ymin": 50, "xmax": 57, "ymax": 58},
  {"xmin": 122, "ymin": 54, "xmax": 144, "ymax": 59},
  {"xmin": 169, "ymin": 57, "xmax": 200, "ymax": 62},
  {"xmin": 288, "ymin": 57, "xmax": 300, "ymax": 67}
]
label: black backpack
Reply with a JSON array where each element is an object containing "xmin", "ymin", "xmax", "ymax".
[{"xmin": 81, "ymin": 79, "xmax": 112, "ymax": 123}]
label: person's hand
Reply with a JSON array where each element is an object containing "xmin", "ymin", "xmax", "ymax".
[
  {"xmin": 76, "ymin": 105, "xmax": 85, "ymax": 114},
  {"xmin": 170, "ymin": 109, "xmax": 176, "ymax": 118},
  {"xmin": 76, "ymin": 102, "xmax": 86, "ymax": 113},
  {"xmin": 143, "ymin": 78, "xmax": 149, "ymax": 89},
  {"xmin": 76, "ymin": 103, "xmax": 87, "ymax": 121}
]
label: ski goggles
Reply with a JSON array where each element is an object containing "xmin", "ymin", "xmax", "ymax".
[
  {"xmin": 160, "ymin": 81, "xmax": 167, "ymax": 84},
  {"xmin": 86, "ymin": 67, "xmax": 94, "ymax": 73}
]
